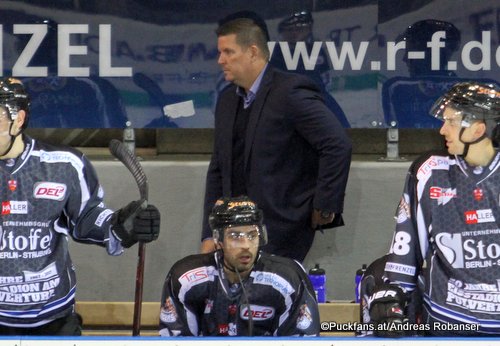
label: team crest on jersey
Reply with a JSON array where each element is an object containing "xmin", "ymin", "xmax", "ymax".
[
  {"xmin": 33, "ymin": 182, "xmax": 67, "ymax": 201},
  {"xmin": 396, "ymin": 194, "xmax": 411, "ymax": 223},
  {"xmin": 473, "ymin": 188, "xmax": 483, "ymax": 201},
  {"xmin": 430, "ymin": 186, "xmax": 457, "ymax": 205},
  {"xmin": 227, "ymin": 303, "xmax": 237, "ymax": 316},
  {"xmin": 160, "ymin": 296, "xmax": 178, "ymax": 323},
  {"xmin": 8, "ymin": 180, "xmax": 17, "ymax": 192},
  {"xmin": 296, "ymin": 304, "xmax": 313, "ymax": 330}
]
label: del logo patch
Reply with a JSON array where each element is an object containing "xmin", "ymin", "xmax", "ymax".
[{"xmin": 33, "ymin": 182, "xmax": 67, "ymax": 201}]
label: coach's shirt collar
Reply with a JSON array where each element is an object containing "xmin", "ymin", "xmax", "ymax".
[{"xmin": 236, "ymin": 63, "xmax": 268, "ymax": 109}]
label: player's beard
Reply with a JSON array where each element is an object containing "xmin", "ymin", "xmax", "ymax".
[{"xmin": 226, "ymin": 250, "xmax": 255, "ymax": 273}]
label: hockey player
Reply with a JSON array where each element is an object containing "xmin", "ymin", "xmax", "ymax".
[
  {"xmin": 159, "ymin": 196, "xmax": 319, "ymax": 336},
  {"xmin": 364, "ymin": 82, "xmax": 500, "ymax": 336},
  {"xmin": 270, "ymin": 11, "xmax": 350, "ymax": 128},
  {"xmin": 382, "ymin": 19, "xmax": 463, "ymax": 129},
  {"xmin": 0, "ymin": 77, "xmax": 160, "ymax": 335}
]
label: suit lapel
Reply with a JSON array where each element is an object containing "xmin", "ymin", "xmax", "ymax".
[
  {"xmin": 221, "ymin": 87, "xmax": 240, "ymax": 148},
  {"xmin": 220, "ymin": 87, "xmax": 239, "ymax": 194},
  {"xmin": 244, "ymin": 67, "xmax": 273, "ymax": 168}
]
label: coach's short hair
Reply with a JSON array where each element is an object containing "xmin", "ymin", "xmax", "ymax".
[{"xmin": 216, "ymin": 17, "xmax": 270, "ymax": 60}]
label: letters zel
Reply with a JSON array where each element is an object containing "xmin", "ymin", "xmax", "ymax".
[{"xmin": 2, "ymin": 24, "xmax": 132, "ymax": 77}]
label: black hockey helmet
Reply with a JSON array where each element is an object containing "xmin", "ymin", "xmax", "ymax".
[
  {"xmin": 0, "ymin": 78, "xmax": 30, "ymax": 130},
  {"xmin": 430, "ymin": 82, "xmax": 500, "ymax": 124},
  {"xmin": 278, "ymin": 10, "xmax": 313, "ymax": 33},
  {"xmin": 209, "ymin": 196, "xmax": 268, "ymax": 246},
  {"xmin": 402, "ymin": 19, "xmax": 460, "ymax": 52},
  {"xmin": 430, "ymin": 82, "xmax": 500, "ymax": 143}
]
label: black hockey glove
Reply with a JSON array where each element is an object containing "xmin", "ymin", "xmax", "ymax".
[
  {"xmin": 368, "ymin": 284, "xmax": 408, "ymax": 338},
  {"xmin": 110, "ymin": 199, "xmax": 160, "ymax": 248}
]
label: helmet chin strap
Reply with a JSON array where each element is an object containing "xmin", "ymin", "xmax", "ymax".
[
  {"xmin": 214, "ymin": 247, "xmax": 255, "ymax": 335},
  {"xmin": 233, "ymin": 263, "xmax": 254, "ymax": 337},
  {"xmin": 459, "ymin": 127, "xmax": 486, "ymax": 159}
]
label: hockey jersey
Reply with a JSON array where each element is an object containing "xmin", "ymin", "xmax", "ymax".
[
  {"xmin": 0, "ymin": 135, "xmax": 120, "ymax": 327},
  {"xmin": 384, "ymin": 150, "xmax": 500, "ymax": 335},
  {"xmin": 159, "ymin": 251, "xmax": 320, "ymax": 336}
]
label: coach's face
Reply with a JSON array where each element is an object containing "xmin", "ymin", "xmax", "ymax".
[{"xmin": 217, "ymin": 34, "xmax": 254, "ymax": 90}]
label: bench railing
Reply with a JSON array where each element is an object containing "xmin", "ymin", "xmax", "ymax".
[{"xmin": 75, "ymin": 301, "xmax": 360, "ymax": 336}]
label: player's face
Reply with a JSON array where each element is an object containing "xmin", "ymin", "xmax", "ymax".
[
  {"xmin": 0, "ymin": 107, "xmax": 13, "ymax": 147},
  {"xmin": 217, "ymin": 34, "xmax": 253, "ymax": 88},
  {"xmin": 404, "ymin": 41, "xmax": 433, "ymax": 77},
  {"xmin": 222, "ymin": 225, "xmax": 259, "ymax": 273},
  {"xmin": 439, "ymin": 106, "xmax": 470, "ymax": 155},
  {"xmin": 280, "ymin": 25, "xmax": 312, "ymax": 42}
]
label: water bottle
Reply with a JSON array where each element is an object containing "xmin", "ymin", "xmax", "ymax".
[
  {"xmin": 308, "ymin": 264, "xmax": 326, "ymax": 303},
  {"xmin": 123, "ymin": 120, "xmax": 135, "ymax": 154},
  {"xmin": 354, "ymin": 264, "xmax": 367, "ymax": 303}
]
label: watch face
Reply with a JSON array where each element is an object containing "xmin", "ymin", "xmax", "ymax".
[{"xmin": 320, "ymin": 211, "xmax": 332, "ymax": 218}]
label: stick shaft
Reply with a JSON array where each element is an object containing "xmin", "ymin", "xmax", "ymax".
[
  {"xmin": 109, "ymin": 139, "xmax": 148, "ymax": 336},
  {"xmin": 132, "ymin": 242, "xmax": 146, "ymax": 336}
]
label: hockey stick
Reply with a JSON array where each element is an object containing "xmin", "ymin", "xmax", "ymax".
[{"xmin": 109, "ymin": 138, "xmax": 148, "ymax": 336}]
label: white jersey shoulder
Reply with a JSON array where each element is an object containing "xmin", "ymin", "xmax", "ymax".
[{"xmin": 416, "ymin": 154, "xmax": 452, "ymax": 181}]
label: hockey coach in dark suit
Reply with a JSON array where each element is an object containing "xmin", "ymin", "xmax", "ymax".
[{"xmin": 201, "ymin": 14, "xmax": 352, "ymax": 262}]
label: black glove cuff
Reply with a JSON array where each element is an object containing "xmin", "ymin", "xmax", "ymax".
[
  {"xmin": 110, "ymin": 200, "xmax": 145, "ymax": 248},
  {"xmin": 368, "ymin": 284, "xmax": 407, "ymax": 309}
]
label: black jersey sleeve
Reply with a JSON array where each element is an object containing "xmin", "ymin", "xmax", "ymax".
[
  {"xmin": 383, "ymin": 152, "xmax": 443, "ymax": 291},
  {"xmin": 159, "ymin": 270, "xmax": 196, "ymax": 336},
  {"xmin": 61, "ymin": 149, "xmax": 116, "ymax": 251},
  {"xmin": 275, "ymin": 260, "xmax": 320, "ymax": 336},
  {"xmin": 159, "ymin": 254, "xmax": 212, "ymax": 336}
]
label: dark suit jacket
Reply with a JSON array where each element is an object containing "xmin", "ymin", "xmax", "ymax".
[{"xmin": 202, "ymin": 66, "xmax": 352, "ymax": 261}]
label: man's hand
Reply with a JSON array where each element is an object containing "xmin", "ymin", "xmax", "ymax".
[
  {"xmin": 311, "ymin": 209, "xmax": 335, "ymax": 230},
  {"xmin": 368, "ymin": 284, "xmax": 408, "ymax": 337},
  {"xmin": 111, "ymin": 199, "xmax": 160, "ymax": 248}
]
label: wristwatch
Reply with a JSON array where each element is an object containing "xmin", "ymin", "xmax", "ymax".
[{"xmin": 320, "ymin": 210, "xmax": 333, "ymax": 219}]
